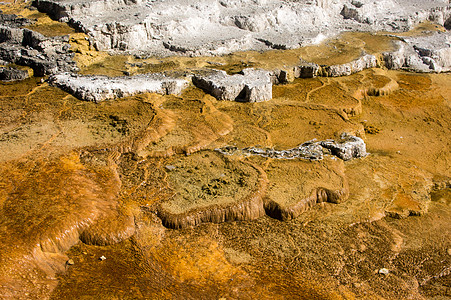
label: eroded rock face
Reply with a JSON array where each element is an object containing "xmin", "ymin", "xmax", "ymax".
[
  {"xmin": 271, "ymin": 54, "xmax": 378, "ymax": 82},
  {"xmin": 0, "ymin": 14, "xmax": 77, "ymax": 76},
  {"xmin": 0, "ymin": 13, "xmax": 33, "ymax": 28},
  {"xmin": 325, "ymin": 54, "xmax": 378, "ymax": 77},
  {"xmin": 340, "ymin": 0, "xmax": 451, "ymax": 31},
  {"xmin": 0, "ymin": 67, "xmax": 29, "ymax": 81},
  {"xmin": 48, "ymin": 72, "xmax": 189, "ymax": 102},
  {"xmin": 383, "ymin": 32, "xmax": 451, "ymax": 73},
  {"xmin": 193, "ymin": 68, "xmax": 272, "ymax": 102},
  {"xmin": 33, "ymin": 0, "xmax": 451, "ymax": 56}
]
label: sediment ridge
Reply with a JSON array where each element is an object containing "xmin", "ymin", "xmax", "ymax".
[{"xmin": 46, "ymin": 32, "xmax": 451, "ymax": 102}]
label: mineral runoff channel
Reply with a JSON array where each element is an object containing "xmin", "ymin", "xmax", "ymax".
[{"xmin": 0, "ymin": 2, "xmax": 450, "ymax": 300}]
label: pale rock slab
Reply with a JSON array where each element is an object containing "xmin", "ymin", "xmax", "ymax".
[
  {"xmin": 48, "ymin": 72, "xmax": 189, "ymax": 102},
  {"xmin": 217, "ymin": 133, "xmax": 368, "ymax": 161},
  {"xmin": 325, "ymin": 54, "xmax": 378, "ymax": 77},
  {"xmin": 192, "ymin": 68, "xmax": 272, "ymax": 102},
  {"xmin": 0, "ymin": 14, "xmax": 77, "ymax": 76}
]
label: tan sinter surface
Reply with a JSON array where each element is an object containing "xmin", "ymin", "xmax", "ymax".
[{"xmin": 0, "ymin": 2, "xmax": 450, "ymax": 299}]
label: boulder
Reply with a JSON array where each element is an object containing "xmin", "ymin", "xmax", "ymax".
[
  {"xmin": 193, "ymin": 68, "xmax": 272, "ymax": 102},
  {"xmin": 320, "ymin": 133, "xmax": 367, "ymax": 161}
]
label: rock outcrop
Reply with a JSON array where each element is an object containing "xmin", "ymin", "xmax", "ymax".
[
  {"xmin": 383, "ymin": 32, "xmax": 451, "ymax": 73},
  {"xmin": 216, "ymin": 133, "xmax": 367, "ymax": 161},
  {"xmin": 339, "ymin": 0, "xmax": 451, "ymax": 31},
  {"xmin": 0, "ymin": 67, "xmax": 29, "ymax": 81},
  {"xmin": 0, "ymin": 14, "xmax": 77, "ymax": 76},
  {"xmin": 217, "ymin": 141, "xmax": 325, "ymax": 161},
  {"xmin": 32, "ymin": 0, "xmax": 451, "ymax": 56},
  {"xmin": 193, "ymin": 68, "xmax": 272, "ymax": 102},
  {"xmin": 269, "ymin": 54, "xmax": 378, "ymax": 83},
  {"xmin": 48, "ymin": 72, "xmax": 189, "ymax": 102},
  {"xmin": 325, "ymin": 54, "xmax": 378, "ymax": 77},
  {"xmin": 0, "ymin": 13, "xmax": 33, "ymax": 28},
  {"xmin": 320, "ymin": 133, "xmax": 367, "ymax": 161}
]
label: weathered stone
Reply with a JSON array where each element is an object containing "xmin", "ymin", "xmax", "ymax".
[
  {"xmin": 296, "ymin": 61, "xmax": 320, "ymax": 78},
  {"xmin": 193, "ymin": 68, "xmax": 272, "ymax": 102},
  {"xmin": 379, "ymin": 268, "xmax": 390, "ymax": 275},
  {"xmin": 383, "ymin": 32, "xmax": 451, "ymax": 73},
  {"xmin": 241, "ymin": 68, "xmax": 273, "ymax": 102},
  {"xmin": 48, "ymin": 72, "xmax": 189, "ymax": 102},
  {"xmin": 0, "ymin": 26, "xmax": 24, "ymax": 44},
  {"xmin": 340, "ymin": 5, "xmax": 360, "ymax": 22},
  {"xmin": 325, "ymin": 54, "xmax": 378, "ymax": 77},
  {"xmin": 0, "ymin": 14, "xmax": 33, "ymax": 28},
  {"xmin": 271, "ymin": 68, "xmax": 295, "ymax": 84},
  {"xmin": 32, "ymin": 0, "xmax": 451, "ymax": 56},
  {"xmin": 0, "ymin": 67, "xmax": 29, "ymax": 81},
  {"xmin": 217, "ymin": 134, "xmax": 367, "ymax": 161},
  {"xmin": 320, "ymin": 133, "xmax": 367, "ymax": 161},
  {"xmin": 0, "ymin": 14, "xmax": 77, "ymax": 76}
]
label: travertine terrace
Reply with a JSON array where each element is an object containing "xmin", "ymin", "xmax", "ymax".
[
  {"xmin": 0, "ymin": 0, "xmax": 450, "ymax": 299},
  {"xmin": 33, "ymin": 0, "xmax": 451, "ymax": 56}
]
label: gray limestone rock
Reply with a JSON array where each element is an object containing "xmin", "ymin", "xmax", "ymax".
[
  {"xmin": 217, "ymin": 134, "xmax": 367, "ymax": 161},
  {"xmin": 0, "ymin": 14, "xmax": 33, "ymax": 28},
  {"xmin": 325, "ymin": 54, "xmax": 378, "ymax": 77},
  {"xmin": 383, "ymin": 32, "xmax": 451, "ymax": 73},
  {"xmin": 0, "ymin": 14, "xmax": 77, "ymax": 76},
  {"xmin": 0, "ymin": 67, "xmax": 29, "ymax": 81},
  {"xmin": 48, "ymin": 72, "xmax": 189, "ymax": 102},
  {"xmin": 193, "ymin": 68, "xmax": 272, "ymax": 102},
  {"xmin": 320, "ymin": 133, "xmax": 367, "ymax": 161}
]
